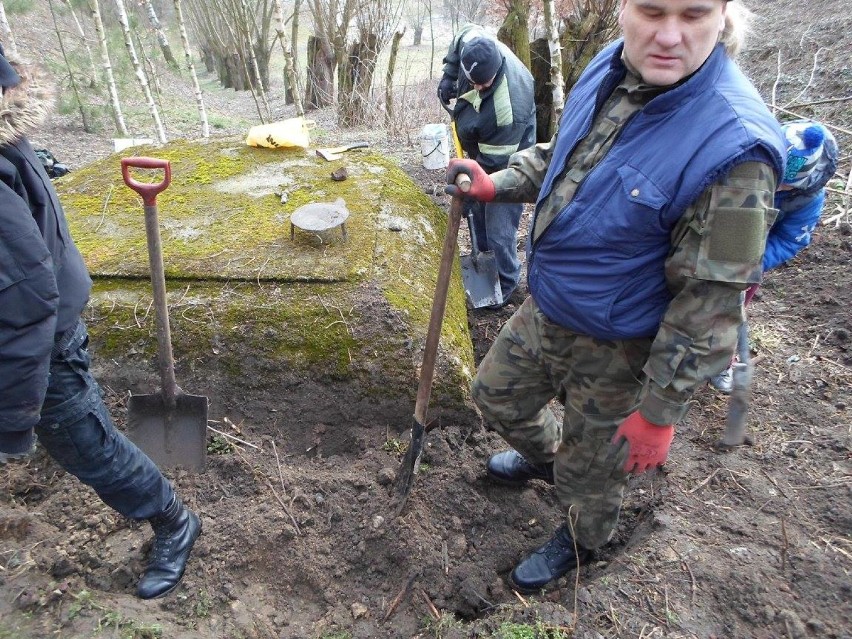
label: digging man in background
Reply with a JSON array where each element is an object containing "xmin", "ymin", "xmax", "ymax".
[
  {"xmin": 438, "ymin": 25, "xmax": 536, "ymax": 307},
  {"xmin": 0, "ymin": 45, "xmax": 200, "ymax": 600},
  {"xmin": 446, "ymin": 0, "xmax": 786, "ymax": 593}
]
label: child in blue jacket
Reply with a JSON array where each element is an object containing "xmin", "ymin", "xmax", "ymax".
[{"xmin": 712, "ymin": 120, "xmax": 839, "ymax": 393}]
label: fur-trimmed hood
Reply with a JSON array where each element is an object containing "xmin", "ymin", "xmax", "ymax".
[{"xmin": 0, "ymin": 58, "xmax": 54, "ymax": 146}]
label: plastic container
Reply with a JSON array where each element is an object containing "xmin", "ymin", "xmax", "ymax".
[{"xmin": 420, "ymin": 123, "xmax": 450, "ymax": 169}]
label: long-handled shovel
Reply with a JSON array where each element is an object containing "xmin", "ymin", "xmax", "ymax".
[
  {"xmin": 392, "ymin": 174, "xmax": 470, "ymax": 514},
  {"xmin": 122, "ymin": 157, "xmax": 208, "ymax": 472}
]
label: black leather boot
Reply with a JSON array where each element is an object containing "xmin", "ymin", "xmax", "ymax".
[
  {"xmin": 509, "ymin": 525, "xmax": 591, "ymax": 594},
  {"xmin": 137, "ymin": 497, "xmax": 201, "ymax": 600},
  {"xmin": 487, "ymin": 449, "xmax": 554, "ymax": 485}
]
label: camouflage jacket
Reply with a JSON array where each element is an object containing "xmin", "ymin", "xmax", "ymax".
[{"xmin": 491, "ymin": 67, "xmax": 779, "ymax": 425}]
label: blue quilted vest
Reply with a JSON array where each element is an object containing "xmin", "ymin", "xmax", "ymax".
[{"xmin": 528, "ymin": 41, "xmax": 785, "ymax": 340}]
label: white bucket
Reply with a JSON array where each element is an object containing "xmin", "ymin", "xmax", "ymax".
[{"xmin": 420, "ymin": 123, "xmax": 450, "ymax": 170}]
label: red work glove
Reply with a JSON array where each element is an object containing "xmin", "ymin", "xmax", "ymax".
[
  {"xmin": 611, "ymin": 411, "xmax": 674, "ymax": 474},
  {"xmin": 446, "ymin": 158, "xmax": 495, "ymax": 202}
]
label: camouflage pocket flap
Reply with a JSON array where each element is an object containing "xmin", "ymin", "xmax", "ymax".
[{"xmin": 695, "ymin": 205, "xmax": 767, "ymax": 284}]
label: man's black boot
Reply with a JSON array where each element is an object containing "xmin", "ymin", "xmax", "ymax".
[
  {"xmin": 509, "ymin": 525, "xmax": 591, "ymax": 594},
  {"xmin": 137, "ymin": 497, "xmax": 201, "ymax": 600},
  {"xmin": 487, "ymin": 449, "xmax": 554, "ymax": 485}
]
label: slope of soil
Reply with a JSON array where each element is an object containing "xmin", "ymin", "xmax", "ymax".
[{"xmin": 1, "ymin": 1, "xmax": 851, "ymax": 638}]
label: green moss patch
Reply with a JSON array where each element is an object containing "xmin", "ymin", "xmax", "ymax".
[{"xmin": 59, "ymin": 139, "xmax": 474, "ymax": 403}]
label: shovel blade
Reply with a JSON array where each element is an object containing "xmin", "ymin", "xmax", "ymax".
[
  {"xmin": 391, "ymin": 417, "xmax": 425, "ymax": 515},
  {"xmin": 460, "ymin": 251, "xmax": 502, "ymax": 308},
  {"xmin": 127, "ymin": 393, "xmax": 208, "ymax": 472},
  {"xmin": 719, "ymin": 362, "xmax": 753, "ymax": 449}
]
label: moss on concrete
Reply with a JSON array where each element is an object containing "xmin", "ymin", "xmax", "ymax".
[{"xmin": 59, "ymin": 139, "xmax": 474, "ymax": 407}]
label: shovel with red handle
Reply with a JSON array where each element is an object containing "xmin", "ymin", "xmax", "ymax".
[{"xmin": 122, "ymin": 157, "xmax": 208, "ymax": 472}]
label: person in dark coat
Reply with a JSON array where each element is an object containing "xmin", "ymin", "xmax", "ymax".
[
  {"xmin": 438, "ymin": 25, "xmax": 536, "ymax": 306},
  {"xmin": 0, "ymin": 44, "xmax": 200, "ymax": 600}
]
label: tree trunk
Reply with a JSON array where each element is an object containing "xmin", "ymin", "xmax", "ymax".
[
  {"xmin": 201, "ymin": 47, "xmax": 215, "ymax": 73},
  {"xmin": 497, "ymin": 0, "xmax": 531, "ymax": 70},
  {"xmin": 560, "ymin": 2, "xmax": 619, "ymax": 94},
  {"xmin": 338, "ymin": 35, "xmax": 380, "ymax": 127},
  {"xmin": 63, "ymin": 0, "xmax": 99, "ymax": 88},
  {"xmin": 173, "ymin": 0, "xmax": 209, "ymax": 137},
  {"xmin": 272, "ymin": 0, "xmax": 304, "ymax": 115},
  {"xmin": 143, "ymin": 0, "xmax": 178, "ymax": 67},
  {"xmin": 90, "ymin": 0, "xmax": 129, "ymax": 136},
  {"xmin": 48, "ymin": 0, "xmax": 92, "ymax": 133},
  {"xmin": 542, "ymin": 0, "xmax": 564, "ymax": 140},
  {"xmin": 136, "ymin": 29, "xmax": 163, "ymax": 105},
  {"xmin": 0, "ymin": 1, "xmax": 17, "ymax": 58},
  {"xmin": 385, "ymin": 28, "xmax": 404, "ymax": 130},
  {"xmin": 239, "ymin": 0, "xmax": 270, "ymax": 120},
  {"xmin": 428, "ymin": 0, "xmax": 435, "ymax": 78},
  {"xmin": 530, "ymin": 38, "xmax": 552, "ymax": 144},
  {"xmin": 221, "ymin": 53, "xmax": 245, "ymax": 91},
  {"xmin": 113, "ymin": 0, "xmax": 167, "ymax": 143},
  {"xmin": 413, "ymin": 26, "xmax": 422, "ymax": 46},
  {"xmin": 291, "ymin": 0, "xmax": 302, "ymax": 102},
  {"xmin": 305, "ymin": 35, "xmax": 334, "ymax": 110}
]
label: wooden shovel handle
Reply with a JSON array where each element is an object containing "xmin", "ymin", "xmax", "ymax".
[
  {"xmin": 413, "ymin": 177, "xmax": 468, "ymax": 425},
  {"xmin": 121, "ymin": 157, "xmax": 180, "ymax": 406}
]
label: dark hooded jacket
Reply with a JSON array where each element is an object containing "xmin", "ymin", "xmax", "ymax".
[
  {"xmin": 442, "ymin": 24, "xmax": 536, "ymax": 173},
  {"xmin": 0, "ymin": 58, "xmax": 92, "ymax": 453}
]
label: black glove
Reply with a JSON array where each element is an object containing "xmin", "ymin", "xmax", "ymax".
[{"xmin": 437, "ymin": 76, "xmax": 456, "ymax": 103}]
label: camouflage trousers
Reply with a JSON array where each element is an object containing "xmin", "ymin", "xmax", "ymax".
[{"xmin": 472, "ymin": 296, "xmax": 653, "ymax": 549}]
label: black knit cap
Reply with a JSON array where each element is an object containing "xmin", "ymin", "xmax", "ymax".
[
  {"xmin": 460, "ymin": 37, "xmax": 502, "ymax": 86},
  {"xmin": 0, "ymin": 42, "xmax": 21, "ymax": 89}
]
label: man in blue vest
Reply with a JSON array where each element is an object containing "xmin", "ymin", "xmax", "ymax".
[
  {"xmin": 446, "ymin": 0, "xmax": 786, "ymax": 593},
  {"xmin": 438, "ymin": 24, "xmax": 536, "ymax": 306},
  {"xmin": 0, "ymin": 45, "xmax": 199, "ymax": 600}
]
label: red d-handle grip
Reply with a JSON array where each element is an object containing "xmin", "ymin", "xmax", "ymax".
[{"xmin": 121, "ymin": 157, "xmax": 171, "ymax": 206}]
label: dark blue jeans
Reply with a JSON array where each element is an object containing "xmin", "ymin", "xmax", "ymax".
[
  {"xmin": 34, "ymin": 320, "xmax": 174, "ymax": 520},
  {"xmin": 465, "ymin": 199, "xmax": 523, "ymax": 300}
]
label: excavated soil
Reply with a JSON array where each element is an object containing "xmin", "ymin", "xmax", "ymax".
[{"xmin": 1, "ymin": 1, "xmax": 851, "ymax": 638}]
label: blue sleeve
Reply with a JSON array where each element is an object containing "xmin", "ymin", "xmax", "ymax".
[{"xmin": 763, "ymin": 191, "xmax": 825, "ymax": 271}]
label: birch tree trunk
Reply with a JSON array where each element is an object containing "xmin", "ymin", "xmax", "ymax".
[
  {"xmin": 48, "ymin": 0, "xmax": 92, "ymax": 132},
  {"xmin": 0, "ymin": 1, "xmax": 18, "ymax": 58},
  {"xmin": 90, "ymin": 0, "xmax": 129, "ymax": 136},
  {"xmin": 173, "ymin": 0, "xmax": 209, "ymax": 137},
  {"xmin": 543, "ymin": 0, "xmax": 564, "ymax": 139},
  {"xmin": 291, "ymin": 0, "xmax": 302, "ymax": 100},
  {"xmin": 272, "ymin": 0, "xmax": 304, "ymax": 116},
  {"xmin": 114, "ymin": 0, "xmax": 167, "ymax": 143},
  {"xmin": 143, "ymin": 0, "xmax": 178, "ymax": 67},
  {"xmin": 63, "ymin": 0, "xmax": 99, "ymax": 87}
]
